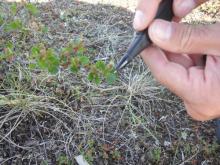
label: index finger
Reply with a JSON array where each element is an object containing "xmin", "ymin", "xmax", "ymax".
[{"xmin": 133, "ymin": 0, "xmax": 162, "ymax": 31}]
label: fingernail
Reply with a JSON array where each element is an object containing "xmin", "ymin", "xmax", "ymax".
[
  {"xmin": 150, "ymin": 21, "xmax": 172, "ymax": 41},
  {"xmin": 133, "ymin": 10, "xmax": 146, "ymax": 30},
  {"xmin": 178, "ymin": 0, "xmax": 196, "ymax": 15}
]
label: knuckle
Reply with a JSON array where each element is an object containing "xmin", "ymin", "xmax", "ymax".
[
  {"xmin": 186, "ymin": 105, "xmax": 212, "ymax": 121},
  {"xmin": 185, "ymin": 102, "xmax": 206, "ymax": 121},
  {"xmin": 178, "ymin": 25, "xmax": 194, "ymax": 52},
  {"xmin": 174, "ymin": 24, "xmax": 208, "ymax": 53},
  {"xmin": 186, "ymin": 110, "xmax": 204, "ymax": 121}
]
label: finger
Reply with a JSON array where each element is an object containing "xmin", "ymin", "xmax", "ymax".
[
  {"xmin": 184, "ymin": 94, "xmax": 220, "ymax": 121},
  {"xmin": 205, "ymin": 55, "xmax": 220, "ymax": 81},
  {"xmin": 141, "ymin": 46, "xmax": 189, "ymax": 96},
  {"xmin": 133, "ymin": 0, "xmax": 162, "ymax": 31},
  {"xmin": 184, "ymin": 102, "xmax": 212, "ymax": 121},
  {"xmin": 148, "ymin": 20, "xmax": 220, "ymax": 55},
  {"xmin": 174, "ymin": 0, "xmax": 208, "ymax": 18}
]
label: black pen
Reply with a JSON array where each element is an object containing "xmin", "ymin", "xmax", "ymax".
[{"xmin": 116, "ymin": 0, "xmax": 173, "ymax": 70}]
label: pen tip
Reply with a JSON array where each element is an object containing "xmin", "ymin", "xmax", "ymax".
[{"xmin": 115, "ymin": 59, "xmax": 128, "ymax": 71}]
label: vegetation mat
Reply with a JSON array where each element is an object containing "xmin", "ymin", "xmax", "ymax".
[{"xmin": 0, "ymin": 0, "xmax": 220, "ymax": 164}]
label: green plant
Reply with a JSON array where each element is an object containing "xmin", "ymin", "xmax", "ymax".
[
  {"xmin": 40, "ymin": 160, "xmax": 48, "ymax": 165},
  {"xmin": 110, "ymin": 149, "xmax": 122, "ymax": 160},
  {"xmin": 30, "ymin": 41, "xmax": 117, "ymax": 84},
  {"xmin": 150, "ymin": 147, "xmax": 161, "ymax": 163},
  {"xmin": 10, "ymin": 3, "xmax": 17, "ymax": 16},
  {"xmin": 78, "ymin": 139, "xmax": 96, "ymax": 164},
  {"xmin": 0, "ymin": 41, "xmax": 14, "ymax": 61},
  {"xmin": 4, "ymin": 19, "xmax": 23, "ymax": 32},
  {"xmin": 84, "ymin": 140, "xmax": 95, "ymax": 163},
  {"xmin": 1, "ymin": 2, "xmax": 117, "ymax": 85},
  {"xmin": 25, "ymin": 3, "xmax": 39, "ymax": 16},
  {"xmin": 57, "ymin": 154, "xmax": 73, "ymax": 165},
  {"xmin": 183, "ymin": 143, "xmax": 192, "ymax": 156},
  {"xmin": 31, "ymin": 44, "xmax": 60, "ymax": 74},
  {"xmin": 202, "ymin": 141, "xmax": 220, "ymax": 156},
  {"xmin": 0, "ymin": 2, "xmax": 37, "ymax": 61},
  {"xmin": 0, "ymin": 14, "xmax": 4, "ymax": 26}
]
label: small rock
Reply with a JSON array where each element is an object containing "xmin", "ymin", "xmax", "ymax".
[{"xmin": 164, "ymin": 141, "xmax": 171, "ymax": 147}]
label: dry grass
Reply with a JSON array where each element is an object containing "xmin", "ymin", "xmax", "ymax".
[
  {"xmin": 0, "ymin": 0, "xmax": 220, "ymax": 164},
  {"xmin": 183, "ymin": 0, "xmax": 220, "ymax": 24}
]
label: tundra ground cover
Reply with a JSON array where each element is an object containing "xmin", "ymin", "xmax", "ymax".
[{"xmin": 0, "ymin": 0, "xmax": 220, "ymax": 164}]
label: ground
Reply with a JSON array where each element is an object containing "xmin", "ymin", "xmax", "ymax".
[{"xmin": 0, "ymin": 0, "xmax": 220, "ymax": 164}]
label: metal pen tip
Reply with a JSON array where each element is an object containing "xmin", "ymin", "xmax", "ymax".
[
  {"xmin": 116, "ymin": 60, "xmax": 128, "ymax": 71},
  {"xmin": 116, "ymin": 30, "xmax": 151, "ymax": 71}
]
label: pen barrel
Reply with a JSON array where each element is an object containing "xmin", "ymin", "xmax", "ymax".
[
  {"xmin": 116, "ymin": 0, "xmax": 174, "ymax": 70},
  {"xmin": 155, "ymin": 0, "xmax": 173, "ymax": 21},
  {"xmin": 140, "ymin": 0, "xmax": 174, "ymax": 36},
  {"xmin": 126, "ymin": 31, "xmax": 151, "ymax": 62},
  {"xmin": 135, "ymin": 0, "xmax": 174, "ymax": 52},
  {"xmin": 129, "ymin": 0, "xmax": 174, "ymax": 60}
]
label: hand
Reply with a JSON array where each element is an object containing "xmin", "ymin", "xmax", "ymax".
[{"xmin": 133, "ymin": 0, "xmax": 220, "ymax": 121}]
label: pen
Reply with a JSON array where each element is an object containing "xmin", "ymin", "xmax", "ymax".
[{"xmin": 116, "ymin": 0, "xmax": 173, "ymax": 70}]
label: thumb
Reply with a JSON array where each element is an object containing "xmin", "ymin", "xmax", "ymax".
[
  {"xmin": 148, "ymin": 20, "xmax": 220, "ymax": 55},
  {"xmin": 133, "ymin": 0, "xmax": 162, "ymax": 31}
]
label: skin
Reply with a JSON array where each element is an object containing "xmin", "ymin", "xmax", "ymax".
[{"xmin": 133, "ymin": 0, "xmax": 220, "ymax": 121}]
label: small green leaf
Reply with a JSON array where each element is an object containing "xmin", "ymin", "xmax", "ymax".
[
  {"xmin": 79, "ymin": 56, "xmax": 90, "ymax": 66},
  {"xmin": 63, "ymin": 43, "xmax": 73, "ymax": 53},
  {"xmin": 88, "ymin": 72, "xmax": 94, "ymax": 82},
  {"xmin": 10, "ymin": 3, "xmax": 17, "ymax": 15},
  {"xmin": 4, "ymin": 20, "xmax": 23, "ymax": 32},
  {"xmin": 25, "ymin": 3, "xmax": 39, "ymax": 16},
  {"xmin": 94, "ymin": 76, "xmax": 101, "ymax": 84},
  {"xmin": 106, "ymin": 72, "xmax": 117, "ymax": 84},
  {"xmin": 46, "ymin": 49, "xmax": 59, "ymax": 74},
  {"xmin": 29, "ymin": 63, "xmax": 37, "ymax": 69},
  {"xmin": 95, "ymin": 61, "xmax": 106, "ymax": 71},
  {"xmin": 60, "ymin": 52, "xmax": 70, "ymax": 67},
  {"xmin": 0, "ymin": 53, "xmax": 6, "ymax": 60},
  {"xmin": 74, "ymin": 41, "xmax": 85, "ymax": 56},
  {"xmin": 40, "ymin": 160, "xmax": 48, "ymax": 165},
  {"xmin": 38, "ymin": 58, "xmax": 47, "ymax": 69},
  {"xmin": 111, "ymin": 150, "xmax": 121, "ymax": 160},
  {"xmin": 88, "ymin": 72, "xmax": 101, "ymax": 84},
  {"xmin": 31, "ymin": 46, "xmax": 40, "ymax": 57},
  {"xmin": 48, "ymin": 64, "xmax": 59, "ymax": 74},
  {"xmin": 70, "ymin": 58, "xmax": 80, "ymax": 73},
  {"xmin": 37, "ymin": 49, "xmax": 59, "ymax": 74},
  {"xmin": 4, "ymin": 43, "xmax": 14, "ymax": 59},
  {"xmin": 6, "ymin": 41, "xmax": 13, "ymax": 50},
  {"xmin": 0, "ymin": 15, "xmax": 4, "ymax": 26},
  {"xmin": 181, "ymin": 131, "xmax": 188, "ymax": 140},
  {"xmin": 57, "ymin": 155, "xmax": 69, "ymax": 165},
  {"xmin": 41, "ymin": 25, "xmax": 48, "ymax": 33}
]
